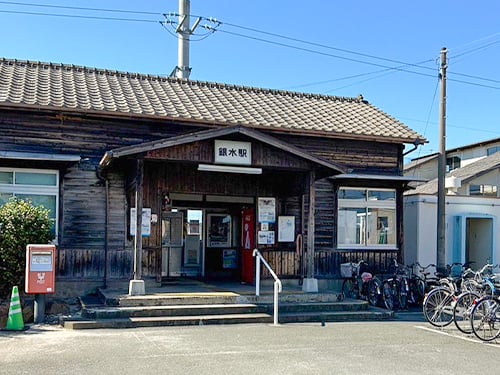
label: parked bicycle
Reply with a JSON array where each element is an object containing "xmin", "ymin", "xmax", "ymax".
[
  {"xmin": 422, "ymin": 262, "xmax": 473, "ymax": 327},
  {"xmin": 341, "ymin": 260, "xmax": 382, "ymax": 307},
  {"xmin": 470, "ymin": 292, "xmax": 500, "ymax": 342},
  {"xmin": 453, "ymin": 264, "xmax": 498, "ymax": 335},
  {"xmin": 381, "ymin": 259, "xmax": 410, "ymax": 311}
]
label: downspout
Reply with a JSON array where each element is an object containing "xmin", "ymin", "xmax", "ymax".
[
  {"xmin": 96, "ymin": 166, "xmax": 109, "ymax": 289},
  {"xmin": 403, "ymin": 140, "xmax": 423, "ymax": 157}
]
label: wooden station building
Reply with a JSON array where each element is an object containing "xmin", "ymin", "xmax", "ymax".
[{"xmin": 0, "ymin": 58, "xmax": 426, "ymax": 296}]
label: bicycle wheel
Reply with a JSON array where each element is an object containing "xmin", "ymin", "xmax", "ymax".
[
  {"xmin": 367, "ymin": 278, "xmax": 381, "ymax": 307},
  {"xmin": 453, "ymin": 291, "xmax": 480, "ymax": 334},
  {"xmin": 399, "ymin": 278, "xmax": 409, "ymax": 310},
  {"xmin": 382, "ymin": 280, "xmax": 395, "ymax": 311},
  {"xmin": 422, "ymin": 287, "xmax": 455, "ymax": 327},
  {"xmin": 409, "ymin": 278, "xmax": 426, "ymax": 306},
  {"xmin": 342, "ymin": 278, "xmax": 359, "ymax": 299},
  {"xmin": 471, "ymin": 296, "xmax": 500, "ymax": 342},
  {"xmin": 416, "ymin": 278, "xmax": 426, "ymax": 301}
]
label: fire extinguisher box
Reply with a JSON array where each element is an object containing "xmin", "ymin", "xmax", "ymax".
[{"xmin": 25, "ymin": 244, "xmax": 56, "ymax": 294}]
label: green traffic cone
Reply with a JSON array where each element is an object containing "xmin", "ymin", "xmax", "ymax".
[{"xmin": 6, "ymin": 286, "xmax": 25, "ymax": 331}]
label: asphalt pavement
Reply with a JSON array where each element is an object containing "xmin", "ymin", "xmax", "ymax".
[{"xmin": 2, "ymin": 318, "xmax": 499, "ymax": 375}]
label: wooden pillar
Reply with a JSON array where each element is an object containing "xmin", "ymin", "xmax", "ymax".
[
  {"xmin": 129, "ymin": 158, "xmax": 145, "ymax": 295},
  {"xmin": 307, "ymin": 170, "xmax": 315, "ymax": 278},
  {"xmin": 302, "ymin": 170, "xmax": 318, "ymax": 292},
  {"xmin": 134, "ymin": 159, "xmax": 144, "ymax": 280}
]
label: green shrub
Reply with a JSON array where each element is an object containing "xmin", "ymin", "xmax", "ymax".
[{"xmin": 0, "ymin": 198, "xmax": 53, "ymax": 300}]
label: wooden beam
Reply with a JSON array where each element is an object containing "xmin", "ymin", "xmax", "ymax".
[
  {"xmin": 307, "ymin": 170, "xmax": 316, "ymax": 278},
  {"xmin": 134, "ymin": 159, "xmax": 144, "ymax": 280}
]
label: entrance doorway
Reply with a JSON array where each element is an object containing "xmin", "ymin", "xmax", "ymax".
[
  {"xmin": 161, "ymin": 209, "xmax": 203, "ymax": 278},
  {"xmin": 453, "ymin": 215, "xmax": 495, "ymax": 267},
  {"xmin": 466, "ymin": 217, "xmax": 494, "ymax": 266},
  {"xmin": 160, "ymin": 204, "xmax": 255, "ymax": 282}
]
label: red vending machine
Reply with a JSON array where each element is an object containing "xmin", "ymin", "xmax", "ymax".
[{"xmin": 241, "ymin": 208, "xmax": 255, "ymax": 284}]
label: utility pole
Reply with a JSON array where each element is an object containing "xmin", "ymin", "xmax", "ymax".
[
  {"xmin": 174, "ymin": 0, "xmax": 201, "ymax": 79},
  {"xmin": 436, "ymin": 47, "xmax": 447, "ymax": 273}
]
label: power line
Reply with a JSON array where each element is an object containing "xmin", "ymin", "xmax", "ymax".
[
  {"xmin": 1, "ymin": 2, "xmax": 439, "ymax": 76},
  {"xmin": 0, "ymin": 1, "xmax": 160, "ymax": 15},
  {"xmin": 0, "ymin": 9, "xmax": 158, "ymax": 23},
  {"xmin": 205, "ymin": 26, "xmax": 438, "ymax": 79},
  {"xmin": 2, "ymin": 2, "xmax": 499, "ymax": 90},
  {"xmin": 216, "ymin": 19, "xmax": 437, "ymax": 73},
  {"xmin": 448, "ymin": 70, "xmax": 500, "ymax": 85}
]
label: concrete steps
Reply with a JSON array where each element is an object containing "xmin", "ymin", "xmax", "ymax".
[{"xmin": 62, "ymin": 287, "xmax": 394, "ymax": 329}]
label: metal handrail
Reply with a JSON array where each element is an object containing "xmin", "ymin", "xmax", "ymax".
[{"xmin": 253, "ymin": 248, "xmax": 282, "ymax": 325}]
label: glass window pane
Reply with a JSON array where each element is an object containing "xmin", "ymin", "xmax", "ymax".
[
  {"xmin": 16, "ymin": 194, "xmax": 56, "ymax": 219},
  {"xmin": 16, "ymin": 194, "xmax": 56, "ymax": 238},
  {"xmin": 339, "ymin": 189, "xmax": 366, "ymax": 200},
  {"xmin": 15, "ymin": 172, "xmax": 57, "ymax": 186},
  {"xmin": 0, "ymin": 171, "xmax": 13, "ymax": 184},
  {"xmin": 338, "ymin": 207, "xmax": 367, "ymax": 245},
  {"xmin": 367, "ymin": 190, "xmax": 395, "ymax": 201},
  {"xmin": 367, "ymin": 208, "xmax": 396, "ymax": 245},
  {"xmin": 0, "ymin": 192, "xmax": 13, "ymax": 205}
]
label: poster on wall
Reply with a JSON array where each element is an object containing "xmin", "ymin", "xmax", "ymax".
[
  {"xmin": 258, "ymin": 230, "xmax": 275, "ymax": 245},
  {"xmin": 130, "ymin": 208, "xmax": 151, "ymax": 237},
  {"xmin": 278, "ymin": 216, "xmax": 295, "ymax": 242},
  {"xmin": 223, "ymin": 249, "xmax": 237, "ymax": 269},
  {"xmin": 258, "ymin": 197, "xmax": 276, "ymax": 223},
  {"xmin": 207, "ymin": 214, "xmax": 232, "ymax": 247}
]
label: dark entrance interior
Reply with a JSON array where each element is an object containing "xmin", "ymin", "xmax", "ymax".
[{"xmin": 161, "ymin": 195, "xmax": 255, "ymax": 282}]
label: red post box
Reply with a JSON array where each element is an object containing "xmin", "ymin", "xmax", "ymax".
[{"xmin": 25, "ymin": 244, "xmax": 56, "ymax": 294}]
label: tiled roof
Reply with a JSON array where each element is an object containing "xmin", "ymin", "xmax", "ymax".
[
  {"xmin": 406, "ymin": 151, "xmax": 500, "ymax": 195},
  {"xmin": 403, "ymin": 153, "xmax": 438, "ymax": 171},
  {"xmin": 0, "ymin": 58, "xmax": 426, "ymax": 144}
]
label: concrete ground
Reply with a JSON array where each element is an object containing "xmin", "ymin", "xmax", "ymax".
[{"xmin": 2, "ymin": 318, "xmax": 499, "ymax": 375}]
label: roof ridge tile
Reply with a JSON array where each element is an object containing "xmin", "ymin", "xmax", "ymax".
[{"xmin": 0, "ymin": 56, "xmax": 426, "ymax": 144}]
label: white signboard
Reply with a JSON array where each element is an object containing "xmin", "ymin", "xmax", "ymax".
[
  {"xmin": 130, "ymin": 208, "xmax": 151, "ymax": 237},
  {"xmin": 258, "ymin": 197, "xmax": 276, "ymax": 223},
  {"xmin": 278, "ymin": 216, "xmax": 295, "ymax": 242},
  {"xmin": 258, "ymin": 230, "xmax": 275, "ymax": 245},
  {"xmin": 214, "ymin": 140, "xmax": 251, "ymax": 165}
]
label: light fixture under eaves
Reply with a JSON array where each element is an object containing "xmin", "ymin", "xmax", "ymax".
[{"xmin": 198, "ymin": 164, "xmax": 262, "ymax": 175}]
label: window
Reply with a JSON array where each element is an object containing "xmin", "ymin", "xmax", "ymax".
[
  {"xmin": 446, "ymin": 156, "xmax": 461, "ymax": 172},
  {"xmin": 487, "ymin": 146, "xmax": 500, "ymax": 156},
  {"xmin": 0, "ymin": 168, "xmax": 59, "ymax": 239},
  {"xmin": 470, "ymin": 184, "xmax": 498, "ymax": 197},
  {"xmin": 338, "ymin": 188, "xmax": 396, "ymax": 248}
]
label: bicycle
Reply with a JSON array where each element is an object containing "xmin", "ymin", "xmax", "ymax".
[
  {"xmin": 470, "ymin": 294, "xmax": 500, "ymax": 342},
  {"xmin": 412, "ymin": 262, "xmax": 441, "ymax": 294},
  {"xmin": 451, "ymin": 263, "xmax": 498, "ymax": 333},
  {"xmin": 381, "ymin": 259, "xmax": 410, "ymax": 311},
  {"xmin": 341, "ymin": 260, "xmax": 382, "ymax": 307},
  {"xmin": 422, "ymin": 262, "xmax": 471, "ymax": 327}
]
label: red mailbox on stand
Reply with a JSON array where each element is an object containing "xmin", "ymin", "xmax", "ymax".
[{"xmin": 25, "ymin": 244, "xmax": 56, "ymax": 294}]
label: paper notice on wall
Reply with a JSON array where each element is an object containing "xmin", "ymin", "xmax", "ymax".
[
  {"xmin": 258, "ymin": 230, "xmax": 275, "ymax": 245},
  {"xmin": 130, "ymin": 208, "xmax": 151, "ymax": 237},
  {"xmin": 278, "ymin": 216, "xmax": 295, "ymax": 242}
]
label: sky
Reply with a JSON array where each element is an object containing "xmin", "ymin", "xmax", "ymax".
[{"xmin": 1, "ymin": 0, "xmax": 499, "ymax": 163}]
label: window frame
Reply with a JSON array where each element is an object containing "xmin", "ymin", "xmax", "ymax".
[
  {"xmin": 337, "ymin": 187, "xmax": 397, "ymax": 250},
  {"xmin": 0, "ymin": 167, "xmax": 59, "ymax": 241}
]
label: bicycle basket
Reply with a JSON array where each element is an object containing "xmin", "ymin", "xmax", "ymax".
[
  {"xmin": 341, "ymin": 262, "xmax": 359, "ymax": 278},
  {"xmin": 361, "ymin": 272, "xmax": 373, "ymax": 282}
]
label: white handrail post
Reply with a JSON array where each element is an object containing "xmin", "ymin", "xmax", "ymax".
[
  {"xmin": 253, "ymin": 249, "xmax": 260, "ymax": 297},
  {"xmin": 253, "ymin": 248, "xmax": 282, "ymax": 325},
  {"xmin": 273, "ymin": 280, "xmax": 279, "ymax": 325}
]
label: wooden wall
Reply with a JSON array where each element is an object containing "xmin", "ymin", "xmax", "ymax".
[{"xmin": 0, "ymin": 108, "xmax": 405, "ymax": 285}]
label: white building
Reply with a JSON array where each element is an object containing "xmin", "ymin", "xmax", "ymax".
[{"xmin": 404, "ymin": 141, "xmax": 500, "ymax": 270}]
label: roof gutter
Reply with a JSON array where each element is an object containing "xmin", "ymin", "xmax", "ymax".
[
  {"xmin": 403, "ymin": 139, "xmax": 424, "ymax": 156},
  {"xmin": 99, "ymin": 151, "xmax": 114, "ymax": 168}
]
